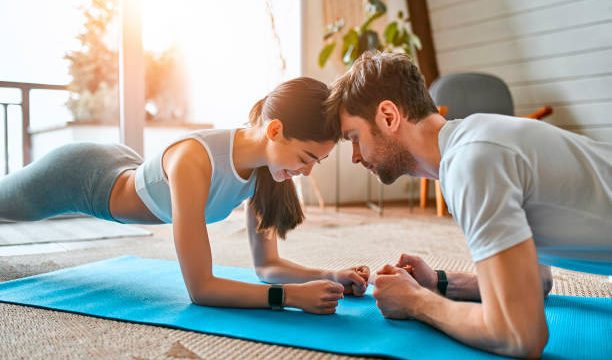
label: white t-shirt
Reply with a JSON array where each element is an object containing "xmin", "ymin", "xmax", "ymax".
[{"xmin": 438, "ymin": 114, "xmax": 612, "ymax": 275}]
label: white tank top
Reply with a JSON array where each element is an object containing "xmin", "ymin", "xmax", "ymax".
[{"xmin": 134, "ymin": 128, "xmax": 257, "ymax": 224}]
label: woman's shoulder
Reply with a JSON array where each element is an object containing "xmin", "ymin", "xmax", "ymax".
[
  {"xmin": 164, "ymin": 138, "xmax": 214, "ymax": 181},
  {"xmin": 185, "ymin": 127, "xmax": 234, "ymax": 139}
]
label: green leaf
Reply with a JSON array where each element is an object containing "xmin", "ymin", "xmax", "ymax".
[
  {"xmin": 341, "ymin": 28, "xmax": 359, "ymax": 59},
  {"xmin": 393, "ymin": 28, "xmax": 407, "ymax": 46},
  {"xmin": 318, "ymin": 42, "xmax": 336, "ymax": 68},
  {"xmin": 403, "ymin": 44, "xmax": 415, "ymax": 58},
  {"xmin": 323, "ymin": 31, "xmax": 336, "ymax": 41},
  {"xmin": 411, "ymin": 33, "xmax": 422, "ymax": 50},
  {"xmin": 384, "ymin": 21, "xmax": 398, "ymax": 44},
  {"xmin": 366, "ymin": 0, "xmax": 387, "ymax": 15},
  {"xmin": 342, "ymin": 28, "xmax": 359, "ymax": 45},
  {"xmin": 342, "ymin": 44, "xmax": 357, "ymax": 65}
]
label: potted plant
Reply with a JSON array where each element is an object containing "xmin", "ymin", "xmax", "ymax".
[
  {"xmin": 64, "ymin": 0, "xmax": 188, "ymax": 124},
  {"xmin": 318, "ymin": 0, "xmax": 421, "ymax": 68}
]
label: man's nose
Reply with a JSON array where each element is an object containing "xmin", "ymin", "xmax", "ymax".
[{"xmin": 351, "ymin": 143, "xmax": 362, "ymax": 164}]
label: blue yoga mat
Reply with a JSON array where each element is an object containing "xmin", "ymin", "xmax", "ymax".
[{"xmin": 0, "ymin": 256, "xmax": 610, "ymax": 359}]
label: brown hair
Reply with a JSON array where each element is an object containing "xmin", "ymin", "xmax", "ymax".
[
  {"xmin": 248, "ymin": 77, "xmax": 339, "ymax": 239},
  {"xmin": 325, "ymin": 51, "xmax": 438, "ymax": 135}
]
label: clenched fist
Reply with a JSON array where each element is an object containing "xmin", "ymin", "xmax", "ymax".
[{"xmin": 284, "ymin": 280, "xmax": 345, "ymax": 314}]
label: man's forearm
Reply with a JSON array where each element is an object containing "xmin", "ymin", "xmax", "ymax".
[
  {"xmin": 443, "ymin": 265, "xmax": 552, "ymax": 301},
  {"xmin": 445, "ymin": 272, "xmax": 480, "ymax": 301},
  {"xmin": 414, "ymin": 289, "xmax": 525, "ymax": 357}
]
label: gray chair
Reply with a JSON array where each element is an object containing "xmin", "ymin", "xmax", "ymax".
[
  {"xmin": 422, "ymin": 72, "xmax": 552, "ymax": 216},
  {"xmin": 430, "ymin": 72, "xmax": 515, "ymax": 119}
]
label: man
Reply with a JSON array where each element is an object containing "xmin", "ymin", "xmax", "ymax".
[{"xmin": 325, "ymin": 51, "xmax": 612, "ymax": 358}]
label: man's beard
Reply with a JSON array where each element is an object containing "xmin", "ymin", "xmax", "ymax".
[{"xmin": 370, "ymin": 128, "xmax": 418, "ymax": 184}]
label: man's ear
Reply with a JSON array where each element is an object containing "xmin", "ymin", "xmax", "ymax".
[
  {"xmin": 375, "ymin": 100, "xmax": 401, "ymax": 134},
  {"xmin": 265, "ymin": 119, "xmax": 284, "ymax": 142}
]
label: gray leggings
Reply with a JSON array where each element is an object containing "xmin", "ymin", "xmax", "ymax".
[{"xmin": 0, "ymin": 142, "xmax": 143, "ymax": 222}]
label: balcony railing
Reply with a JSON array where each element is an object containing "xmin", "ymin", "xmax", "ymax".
[{"xmin": 0, "ymin": 81, "xmax": 67, "ymax": 175}]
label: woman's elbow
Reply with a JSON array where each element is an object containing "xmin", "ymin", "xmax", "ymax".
[
  {"xmin": 255, "ymin": 265, "xmax": 275, "ymax": 283},
  {"xmin": 185, "ymin": 279, "xmax": 215, "ymax": 306},
  {"xmin": 254, "ymin": 261, "xmax": 281, "ymax": 282},
  {"xmin": 188, "ymin": 289, "xmax": 208, "ymax": 306},
  {"xmin": 255, "ymin": 267, "xmax": 267, "ymax": 282}
]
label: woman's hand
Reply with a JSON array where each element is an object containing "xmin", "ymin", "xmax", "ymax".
[
  {"xmin": 395, "ymin": 253, "xmax": 438, "ymax": 293},
  {"xmin": 332, "ymin": 265, "xmax": 370, "ymax": 296},
  {"xmin": 284, "ymin": 280, "xmax": 345, "ymax": 314}
]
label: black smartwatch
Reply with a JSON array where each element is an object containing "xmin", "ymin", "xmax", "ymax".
[
  {"xmin": 268, "ymin": 284, "xmax": 285, "ymax": 310},
  {"xmin": 435, "ymin": 270, "xmax": 448, "ymax": 297}
]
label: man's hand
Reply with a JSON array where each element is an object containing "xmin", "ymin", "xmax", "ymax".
[
  {"xmin": 395, "ymin": 253, "xmax": 439, "ymax": 293},
  {"xmin": 332, "ymin": 265, "xmax": 370, "ymax": 296},
  {"xmin": 373, "ymin": 264, "xmax": 426, "ymax": 319}
]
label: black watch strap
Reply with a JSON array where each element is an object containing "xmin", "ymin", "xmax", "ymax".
[
  {"xmin": 435, "ymin": 270, "xmax": 448, "ymax": 296},
  {"xmin": 268, "ymin": 284, "xmax": 285, "ymax": 310}
]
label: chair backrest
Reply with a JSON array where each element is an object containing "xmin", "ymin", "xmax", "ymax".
[{"xmin": 429, "ymin": 73, "xmax": 514, "ymax": 119}]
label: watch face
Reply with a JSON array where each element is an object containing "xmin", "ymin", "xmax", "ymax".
[
  {"xmin": 268, "ymin": 285, "xmax": 284, "ymax": 309},
  {"xmin": 435, "ymin": 270, "xmax": 448, "ymax": 296}
]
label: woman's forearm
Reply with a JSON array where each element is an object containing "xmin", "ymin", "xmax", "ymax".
[
  {"xmin": 255, "ymin": 258, "xmax": 332, "ymax": 284},
  {"xmin": 191, "ymin": 277, "xmax": 268, "ymax": 307},
  {"xmin": 191, "ymin": 276, "xmax": 299, "ymax": 309}
]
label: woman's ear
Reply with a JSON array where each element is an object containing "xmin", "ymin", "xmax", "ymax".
[
  {"xmin": 375, "ymin": 100, "xmax": 401, "ymax": 134},
  {"xmin": 265, "ymin": 119, "xmax": 284, "ymax": 142}
]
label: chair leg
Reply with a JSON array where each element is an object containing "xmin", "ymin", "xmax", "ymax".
[
  {"xmin": 434, "ymin": 180, "xmax": 447, "ymax": 217},
  {"xmin": 420, "ymin": 178, "xmax": 428, "ymax": 208}
]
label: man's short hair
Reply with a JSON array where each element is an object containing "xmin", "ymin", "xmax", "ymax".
[{"xmin": 325, "ymin": 51, "xmax": 438, "ymax": 135}]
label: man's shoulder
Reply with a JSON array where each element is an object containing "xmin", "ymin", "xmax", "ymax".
[
  {"xmin": 439, "ymin": 141, "xmax": 528, "ymax": 196},
  {"xmin": 442, "ymin": 114, "xmax": 540, "ymax": 161},
  {"xmin": 443, "ymin": 141, "xmax": 518, "ymax": 168}
]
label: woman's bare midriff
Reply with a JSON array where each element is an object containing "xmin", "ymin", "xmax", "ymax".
[
  {"xmin": 109, "ymin": 139, "xmax": 207, "ymax": 224},
  {"xmin": 109, "ymin": 170, "xmax": 165, "ymax": 224}
]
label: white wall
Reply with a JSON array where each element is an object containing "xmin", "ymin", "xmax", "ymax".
[
  {"xmin": 428, "ymin": 0, "xmax": 612, "ymax": 142},
  {"xmin": 300, "ymin": 0, "xmax": 420, "ymax": 207}
]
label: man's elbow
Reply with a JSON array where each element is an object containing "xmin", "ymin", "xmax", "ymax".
[
  {"xmin": 517, "ymin": 330, "xmax": 549, "ymax": 358},
  {"xmin": 542, "ymin": 277, "xmax": 553, "ymax": 298},
  {"xmin": 540, "ymin": 265, "xmax": 554, "ymax": 298},
  {"xmin": 502, "ymin": 327, "xmax": 549, "ymax": 358}
]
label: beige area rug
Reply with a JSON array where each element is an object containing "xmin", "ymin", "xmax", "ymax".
[{"xmin": 1, "ymin": 208, "xmax": 610, "ymax": 359}]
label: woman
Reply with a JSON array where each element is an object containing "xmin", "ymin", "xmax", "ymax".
[{"xmin": 0, "ymin": 77, "xmax": 369, "ymax": 314}]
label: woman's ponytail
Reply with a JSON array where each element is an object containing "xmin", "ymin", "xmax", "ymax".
[
  {"xmin": 250, "ymin": 167, "xmax": 304, "ymax": 239},
  {"xmin": 248, "ymin": 97, "xmax": 266, "ymax": 126},
  {"xmin": 248, "ymin": 97, "xmax": 304, "ymax": 239}
]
